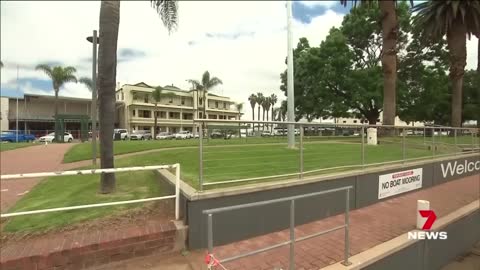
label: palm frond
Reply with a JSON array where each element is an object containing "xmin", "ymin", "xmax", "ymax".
[
  {"xmin": 151, "ymin": 0, "xmax": 178, "ymax": 34},
  {"xmin": 79, "ymin": 77, "xmax": 94, "ymax": 92},
  {"xmin": 206, "ymin": 77, "xmax": 223, "ymax": 89},
  {"xmin": 187, "ymin": 79, "xmax": 203, "ymax": 90},
  {"xmin": 236, "ymin": 103, "xmax": 244, "ymax": 112},
  {"xmin": 201, "ymin": 71, "xmax": 211, "ymax": 87},
  {"xmin": 35, "ymin": 64, "xmax": 53, "ymax": 78},
  {"xmin": 152, "ymin": 86, "xmax": 163, "ymax": 102}
]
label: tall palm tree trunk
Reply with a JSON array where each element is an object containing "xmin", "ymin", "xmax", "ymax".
[
  {"xmin": 447, "ymin": 21, "xmax": 467, "ymax": 128},
  {"xmin": 477, "ymin": 37, "xmax": 479, "ymax": 129},
  {"xmin": 271, "ymin": 109, "xmax": 274, "ymax": 132},
  {"xmin": 203, "ymin": 91, "xmax": 207, "ymax": 119},
  {"xmin": 98, "ymin": 0, "xmax": 120, "ymax": 194},
  {"xmin": 262, "ymin": 109, "xmax": 265, "ymax": 131},
  {"xmin": 54, "ymin": 89, "xmax": 59, "ymax": 141},
  {"xmin": 251, "ymin": 107, "xmax": 255, "ymax": 132},
  {"xmin": 266, "ymin": 109, "xmax": 269, "ymax": 131},
  {"xmin": 379, "ymin": 1, "xmax": 397, "ymax": 133},
  {"xmin": 153, "ymin": 103, "xmax": 158, "ymax": 139},
  {"xmin": 257, "ymin": 106, "xmax": 261, "ymax": 133}
]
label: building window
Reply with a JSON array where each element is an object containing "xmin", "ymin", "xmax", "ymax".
[
  {"xmin": 353, "ymin": 120, "xmax": 357, "ymax": 123},
  {"xmin": 133, "ymin": 93, "xmax": 138, "ymax": 101},
  {"xmin": 133, "ymin": 110, "xmax": 136, "ymax": 116},
  {"xmin": 169, "ymin": 112, "xmax": 180, "ymax": 119},
  {"xmin": 121, "ymin": 92, "xmax": 124, "ymax": 100},
  {"xmin": 139, "ymin": 110, "xmax": 151, "ymax": 118},
  {"xmin": 159, "ymin": 111, "xmax": 166, "ymax": 118},
  {"xmin": 199, "ymin": 98, "xmax": 203, "ymax": 106},
  {"xmin": 343, "ymin": 120, "xmax": 346, "ymax": 124},
  {"xmin": 223, "ymin": 102, "xmax": 227, "ymax": 109},
  {"xmin": 144, "ymin": 95, "xmax": 149, "ymax": 103},
  {"xmin": 181, "ymin": 97, "xmax": 185, "ymax": 105},
  {"xmin": 215, "ymin": 101, "xmax": 219, "ymax": 108}
]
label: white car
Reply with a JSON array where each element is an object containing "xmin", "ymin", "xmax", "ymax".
[
  {"xmin": 156, "ymin": 132, "xmax": 174, "ymax": 140},
  {"xmin": 175, "ymin": 131, "xmax": 193, "ymax": 139},
  {"xmin": 130, "ymin": 130, "xmax": 152, "ymax": 140},
  {"xmin": 113, "ymin": 129, "xmax": 129, "ymax": 140},
  {"xmin": 39, "ymin": 132, "xmax": 74, "ymax": 143}
]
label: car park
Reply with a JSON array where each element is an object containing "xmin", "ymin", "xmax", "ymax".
[
  {"xmin": 261, "ymin": 131, "xmax": 274, "ymax": 137},
  {"xmin": 39, "ymin": 132, "xmax": 74, "ymax": 143},
  {"xmin": 175, "ymin": 131, "xmax": 193, "ymax": 139},
  {"xmin": 130, "ymin": 130, "xmax": 152, "ymax": 140},
  {"xmin": 156, "ymin": 132, "xmax": 174, "ymax": 140},
  {"xmin": 210, "ymin": 131, "xmax": 223, "ymax": 139},
  {"xmin": 0, "ymin": 131, "xmax": 36, "ymax": 142}
]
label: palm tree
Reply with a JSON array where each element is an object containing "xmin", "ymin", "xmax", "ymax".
[
  {"xmin": 152, "ymin": 86, "xmax": 163, "ymax": 139},
  {"xmin": 270, "ymin": 94, "xmax": 277, "ymax": 131},
  {"xmin": 97, "ymin": 0, "xmax": 178, "ymax": 194},
  {"xmin": 256, "ymin": 93, "xmax": 264, "ymax": 131},
  {"xmin": 413, "ymin": 0, "xmax": 480, "ymax": 127},
  {"xmin": 187, "ymin": 71, "xmax": 223, "ymax": 119},
  {"xmin": 341, "ymin": 0, "xmax": 413, "ymax": 129},
  {"xmin": 264, "ymin": 97, "xmax": 272, "ymax": 132},
  {"xmin": 79, "ymin": 77, "xmax": 94, "ymax": 92},
  {"xmin": 248, "ymin": 94, "xmax": 257, "ymax": 131},
  {"xmin": 236, "ymin": 103, "xmax": 243, "ymax": 137},
  {"xmin": 36, "ymin": 64, "xmax": 77, "ymax": 142}
]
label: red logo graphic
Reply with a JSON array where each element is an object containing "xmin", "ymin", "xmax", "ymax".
[{"xmin": 419, "ymin": 210, "xmax": 437, "ymax": 230}]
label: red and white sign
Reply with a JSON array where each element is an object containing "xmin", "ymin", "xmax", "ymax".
[{"xmin": 378, "ymin": 168, "xmax": 423, "ymax": 199}]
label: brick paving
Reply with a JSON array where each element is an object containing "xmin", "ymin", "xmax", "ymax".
[
  {"xmin": 0, "ymin": 143, "xmax": 76, "ymax": 212},
  {"xmin": 0, "ymin": 218, "xmax": 180, "ymax": 270},
  {"xmin": 87, "ymin": 174, "xmax": 479, "ymax": 270}
]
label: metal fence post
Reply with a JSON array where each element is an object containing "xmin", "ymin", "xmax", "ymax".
[
  {"xmin": 402, "ymin": 128, "xmax": 406, "ymax": 164},
  {"xmin": 208, "ymin": 213, "xmax": 213, "ymax": 256},
  {"xmin": 175, "ymin": 164, "xmax": 180, "ymax": 220},
  {"xmin": 342, "ymin": 189, "xmax": 352, "ymax": 266},
  {"xmin": 299, "ymin": 126, "xmax": 304, "ymax": 179},
  {"xmin": 423, "ymin": 127, "xmax": 426, "ymax": 145},
  {"xmin": 454, "ymin": 129, "xmax": 457, "ymax": 155},
  {"xmin": 432, "ymin": 128, "xmax": 436, "ymax": 157},
  {"xmin": 199, "ymin": 124, "xmax": 204, "ymax": 191},
  {"xmin": 361, "ymin": 126, "xmax": 365, "ymax": 168},
  {"xmin": 289, "ymin": 200, "xmax": 295, "ymax": 270}
]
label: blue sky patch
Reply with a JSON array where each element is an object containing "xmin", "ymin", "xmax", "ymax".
[{"xmin": 293, "ymin": 1, "xmax": 348, "ymax": 23}]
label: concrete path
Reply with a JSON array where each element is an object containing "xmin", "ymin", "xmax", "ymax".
[
  {"xmin": 0, "ymin": 143, "xmax": 76, "ymax": 212},
  {"xmin": 91, "ymin": 174, "xmax": 479, "ymax": 270},
  {"xmin": 441, "ymin": 241, "xmax": 480, "ymax": 270}
]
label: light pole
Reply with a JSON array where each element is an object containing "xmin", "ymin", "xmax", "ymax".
[
  {"xmin": 16, "ymin": 65, "xmax": 19, "ymax": 143},
  {"xmin": 286, "ymin": 0, "xmax": 295, "ymax": 148},
  {"xmin": 87, "ymin": 31, "xmax": 99, "ymax": 167}
]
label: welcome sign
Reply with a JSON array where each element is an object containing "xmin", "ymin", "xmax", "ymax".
[{"xmin": 378, "ymin": 168, "xmax": 423, "ymax": 199}]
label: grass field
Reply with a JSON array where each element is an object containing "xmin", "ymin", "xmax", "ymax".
[
  {"xmin": 0, "ymin": 142, "xmax": 34, "ymax": 152},
  {"xmin": 3, "ymin": 170, "xmax": 165, "ymax": 233},
  {"xmin": 63, "ymin": 136, "xmax": 360, "ymax": 163}
]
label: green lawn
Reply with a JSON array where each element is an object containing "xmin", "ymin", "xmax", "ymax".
[
  {"xmin": 109, "ymin": 141, "xmax": 440, "ymax": 188},
  {"xmin": 0, "ymin": 142, "xmax": 35, "ymax": 152},
  {"xmin": 63, "ymin": 136, "xmax": 360, "ymax": 163},
  {"xmin": 3, "ymin": 170, "xmax": 166, "ymax": 233}
]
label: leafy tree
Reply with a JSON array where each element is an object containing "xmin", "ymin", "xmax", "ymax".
[
  {"xmin": 36, "ymin": 64, "xmax": 77, "ymax": 141},
  {"xmin": 340, "ymin": 0, "xmax": 414, "ymax": 128},
  {"xmin": 187, "ymin": 71, "xmax": 223, "ymax": 119},
  {"xmin": 97, "ymin": 0, "xmax": 178, "ymax": 194},
  {"xmin": 413, "ymin": 0, "xmax": 480, "ymax": 127}
]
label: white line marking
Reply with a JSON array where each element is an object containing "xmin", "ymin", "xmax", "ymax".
[
  {"xmin": 17, "ymin": 190, "xmax": 29, "ymax": 196},
  {"xmin": 1, "ymin": 189, "xmax": 8, "ymax": 192}
]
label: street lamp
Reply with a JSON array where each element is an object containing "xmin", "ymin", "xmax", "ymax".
[
  {"xmin": 286, "ymin": 0, "xmax": 295, "ymax": 149},
  {"xmin": 86, "ymin": 30, "xmax": 99, "ymax": 166}
]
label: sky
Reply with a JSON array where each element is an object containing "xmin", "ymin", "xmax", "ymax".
[{"xmin": 0, "ymin": 1, "xmax": 478, "ymax": 121}]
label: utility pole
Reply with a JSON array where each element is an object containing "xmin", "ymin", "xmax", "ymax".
[
  {"xmin": 286, "ymin": 0, "xmax": 295, "ymax": 148},
  {"xmin": 16, "ymin": 65, "xmax": 19, "ymax": 143},
  {"xmin": 87, "ymin": 30, "xmax": 99, "ymax": 167}
]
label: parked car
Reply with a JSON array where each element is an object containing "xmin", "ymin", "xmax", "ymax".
[
  {"xmin": 156, "ymin": 132, "xmax": 174, "ymax": 140},
  {"xmin": 39, "ymin": 132, "xmax": 74, "ymax": 143},
  {"xmin": 113, "ymin": 129, "xmax": 129, "ymax": 140},
  {"xmin": 261, "ymin": 131, "xmax": 274, "ymax": 137},
  {"xmin": 0, "ymin": 131, "xmax": 36, "ymax": 142},
  {"xmin": 175, "ymin": 131, "xmax": 193, "ymax": 139},
  {"xmin": 210, "ymin": 132, "xmax": 223, "ymax": 139},
  {"xmin": 193, "ymin": 133, "xmax": 200, "ymax": 139},
  {"xmin": 130, "ymin": 130, "xmax": 152, "ymax": 140}
]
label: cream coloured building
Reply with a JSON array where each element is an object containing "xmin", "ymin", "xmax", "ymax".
[{"xmin": 115, "ymin": 82, "xmax": 241, "ymax": 134}]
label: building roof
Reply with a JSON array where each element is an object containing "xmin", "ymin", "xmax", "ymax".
[{"xmin": 5, "ymin": 93, "xmax": 92, "ymax": 102}]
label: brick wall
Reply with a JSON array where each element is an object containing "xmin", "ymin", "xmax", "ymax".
[{"xmin": 1, "ymin": 221, "xmax": 187, "ymax": 270}]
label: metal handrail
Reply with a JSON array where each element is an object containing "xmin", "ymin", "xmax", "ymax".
[
  {"xmin": 203, "ymin": 185, "xmax": 354, "ymax": 269},
  {"xmin": 0, "ymin": 164, "xmax": 181, "ymax": 220}
]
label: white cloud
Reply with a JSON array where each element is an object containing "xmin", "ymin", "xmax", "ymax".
[
  {"xmin": 299, "ymin": 1, "xmax": 337, "ymax": 9},
  {"xmin": 1, "ymin": 1, "xmax": 476, "ymax": 122}
]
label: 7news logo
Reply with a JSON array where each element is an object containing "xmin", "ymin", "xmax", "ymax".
[{"xmin": 407, "ymin": 210, "xmax": 448, "ymax": 240}]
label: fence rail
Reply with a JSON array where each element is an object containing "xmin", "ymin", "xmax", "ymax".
[
  {"xmin": 193, "ymin": 120, "xmax": 479, "ymax": 191},
  {"xmin": 0, "ymin": 164, "xmax": 181, "ymax": 220},
  {"xmin": 203, "ymin": 185, "xmax": 354, "ymax": 269}
]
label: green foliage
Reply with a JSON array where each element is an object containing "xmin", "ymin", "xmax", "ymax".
[
  {"xmin": 150, "ymin": 0, "xmax": 179, "ymax": 34},
  {"xmin": 35, "ymin": 65, "xmax": 77, "ymax": 92},
  {"xmin": 79, "ymin": 77, "xmax": 94, "ymax": 92}
]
